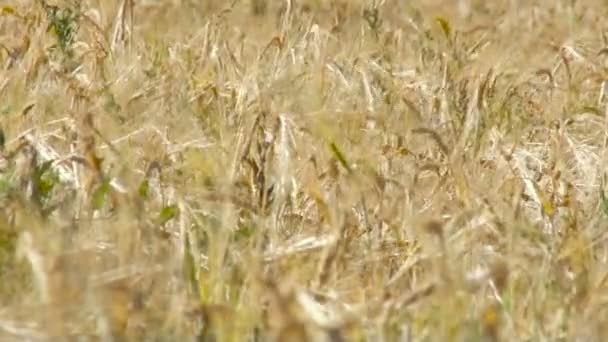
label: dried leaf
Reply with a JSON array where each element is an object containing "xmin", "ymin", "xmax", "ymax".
[
  {"xmin": 0, "ymin": 127, "xmax": 5, "ymax": 151},
  {"xmin": 329, "ymin": 142, "xmax": 351, "ymax": 173},
  {"xmin": 1, "ymin": 6, "xmax": 15, "ymax": 15},
  {"xmin": 436, "ymin": 17, "xmax": 451, "ymax": 39}
]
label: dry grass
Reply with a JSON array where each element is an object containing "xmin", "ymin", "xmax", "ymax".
[{"xmin": 1, "ymin": 0, "xmax": 608, "ymax": 340}]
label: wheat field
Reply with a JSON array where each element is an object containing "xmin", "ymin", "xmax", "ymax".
[{"xmin": 1, "ymin": 0, "xmax": 608, "ymax": 341}]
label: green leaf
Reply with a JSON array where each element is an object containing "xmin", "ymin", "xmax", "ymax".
[
  {"xmin": 138, "ymin": 179, "xmax": 149, "ymax": 199},
  {"xmin": 234, "ymin": 224, "xmax": 255, "ymax": 241},
  {"xmin": 601, "ymin": 190, "xmax": 608, "ymax": 216},
  {"xmin": 329, "ymin": 142, "xmax": 352, "ymax": 173},
  {"xmin": 159, "ymin": 205, "xmax": 179, "ymax": 225},
  {"xmin": 183, "ymin": 233, "xmax": 199, "ymax": 296},
  {"xmin": 92, "ymin": 178, "xmax": 112, "ymax": 210},
  {"xmin": 435, "ymin": 16, "xmax": 451, "ymax": 39},
  {"xmin": 0, "ymin": 176, "xmax": 11, "ymax": 194},
  {"xmin": 42, "ymin": 2, "xmax": 79, "ymax": 55},
  {"xmin": 33, "ymin": 160, "xmax": 58, "ymax": 201},
  {"xmin": 0, "ymin": 127, "xmax": 5, "ymax": 151},
  {"xmin": 37, "ymin": 178, "xmax": 56, "ymax": 198}
]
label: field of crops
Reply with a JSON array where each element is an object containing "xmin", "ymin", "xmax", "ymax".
[{"xmin": 1, "ymin": 1, "xmax": 608, "ymax": 340}]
